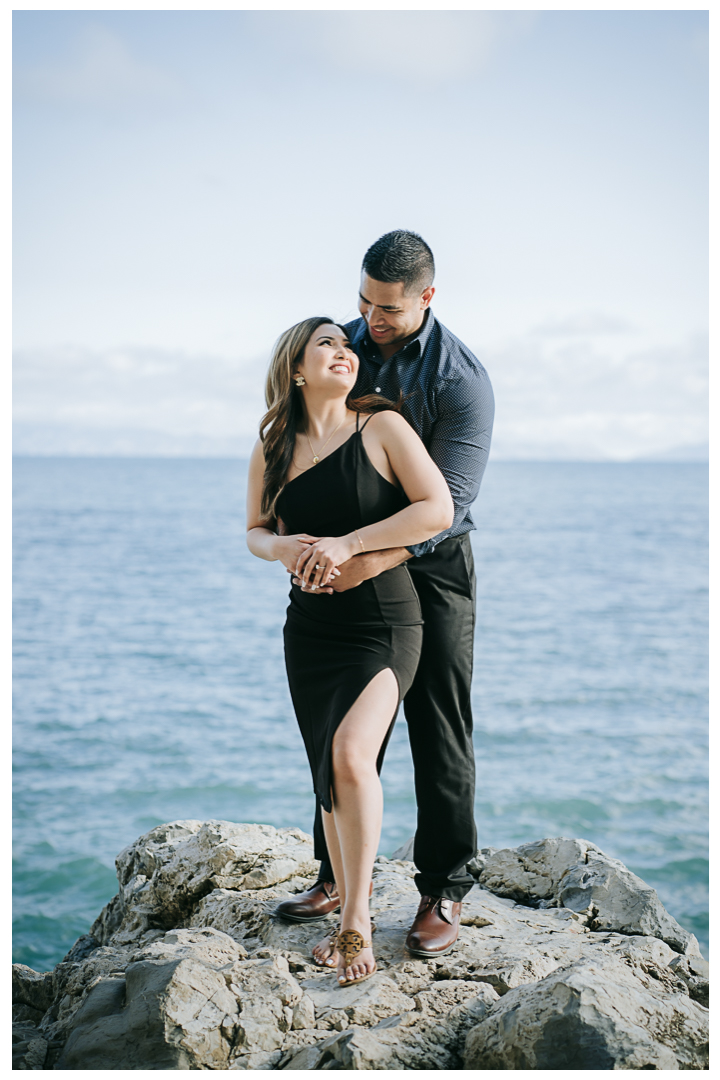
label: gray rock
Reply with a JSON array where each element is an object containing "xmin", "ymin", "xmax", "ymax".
[
  {"xmin": 466, "ymin": 846, "xmax": 498, "ymax": 878},
  {"xmin": 12, "ymin": 965, "xmax": 55, "ymax": 1013},
  {"xmin": 62, "ymin": 933, "xmax": 101, "ymax": 963},
  {"xmin": 281, "ymin": 984, "xmax": 498, "ymax": 1070},
  {"xmin": 478, "ymin": 836, "xmax": 701, "ymax": 956},
  {"xmin": 12, "ymin": 821, "xmax": 708, "ymax": 1070},
  {"xmin": 91, "ymin": 820, "xmax": 317, "ymax": 947},
  {"xmin": 464, "ymin": 953, "xmax": 709, "ymax": 1070},
  {"xmin": 478, "ymin": 836, "xmax": 588, "ymax": 901},
  {"xmin": 12, "ymin": 1026, "xmax": 49, "ymax": 1071},
  {"xmin": 390, "ymin": 836, "xmax": 414, "ymax": 861},
  {"xmin": 57, "ymin": 928, "xmax": 246, "ymax": 1069},
  {"xmin": 669, "ymin": 953, "xmax": 710, "ymax": 1008},
  {"xmin": 12, "ymin": 1004, "xmax": 45, "ymax": 1024},
  {"xmin": 299, "ymin": 972, "xmax": 416, "ymax": 1027},
  {"xmin": 291, "ymin": 994, "xmax": 316, "ymax": 1030}
]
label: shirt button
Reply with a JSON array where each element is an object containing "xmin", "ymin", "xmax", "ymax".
[{"xmin": 375, "ymin": 386, "xmax": 382, "ymax": 393}]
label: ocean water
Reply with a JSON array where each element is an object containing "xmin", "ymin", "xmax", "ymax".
[{"xmin": 13, "ymin": 459, "xmax": 708, "ymax": 970}]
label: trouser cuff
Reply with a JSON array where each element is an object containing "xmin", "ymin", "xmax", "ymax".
[
  {"xmin": 414, "ymin": 871, "xmax": 474, "ymax": 903},
  {"xmin": 318, "ymin": 859, "xmax": 334, "ymax": 884}
]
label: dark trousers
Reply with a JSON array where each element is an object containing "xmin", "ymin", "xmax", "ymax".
[{"xmin": 315, "ymin": 532, "xmax": 477, "ymax": 902}]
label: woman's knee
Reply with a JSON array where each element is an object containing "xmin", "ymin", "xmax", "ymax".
[{"xmin": 332, "ymin": 739, "xmax": 376, "ymax": 786}]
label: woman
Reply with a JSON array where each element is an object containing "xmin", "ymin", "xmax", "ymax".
[{"xmin": 246, "ymin": 317, "xmax": 453, "ymax": 986}]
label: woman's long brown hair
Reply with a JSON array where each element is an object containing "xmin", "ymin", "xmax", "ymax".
[{"xmin": 259, "ymin": 316, "xmax": 401, "ymax": 522}]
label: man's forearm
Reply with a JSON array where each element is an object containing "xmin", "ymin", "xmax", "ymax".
[{"xmin": 322, "ymin": 548, "xmax": 412, "ymax": 592}]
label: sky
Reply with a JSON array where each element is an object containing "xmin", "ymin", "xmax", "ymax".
[{"xmin": 12, "ymin": 9, "xmax": 708, "ymax": 459}]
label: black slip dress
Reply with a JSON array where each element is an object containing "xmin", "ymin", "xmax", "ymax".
[{"xmin": 277, "ymin": 413, "xmax": 423, "ymax": 813}]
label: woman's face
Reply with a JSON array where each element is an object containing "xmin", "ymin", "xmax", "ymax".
[{"xmin": 295, "ymin": 324, "xmax": 358, "ymax": 395}]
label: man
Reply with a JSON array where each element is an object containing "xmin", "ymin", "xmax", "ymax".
[{"xmin": 276, "ymin": 230, "xmax": 494, "ymax": 957}]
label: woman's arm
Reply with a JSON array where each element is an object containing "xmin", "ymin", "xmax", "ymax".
[
  {"xmin": 296, "ymin": 412, "xmax": 454, "ymax": 588},
  {"xmin": 246, "ymin": 439, "xmax": 322, "ymax": 572}
]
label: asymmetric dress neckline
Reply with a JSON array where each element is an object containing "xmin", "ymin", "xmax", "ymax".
[{"xmin": 283, "ymin": 413, "xmax": 398, "ymax": 496}]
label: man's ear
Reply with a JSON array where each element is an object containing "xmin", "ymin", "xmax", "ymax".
[{"xmin": 420, "ymin": 286, "xmax": 435, "ymax": 310}]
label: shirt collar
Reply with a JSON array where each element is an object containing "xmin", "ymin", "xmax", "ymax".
[{"xmin": 356, "ymin": 308, "xmax": 435, "ymax": 365}]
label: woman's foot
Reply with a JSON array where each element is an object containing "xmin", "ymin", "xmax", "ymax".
[
  {"xmin": 336, "ymin": 927, "xmax": 376, "ymax": 986},
  {"xmin": 311, "ymin": 929, "xmax": 339, "ymax": 968}
]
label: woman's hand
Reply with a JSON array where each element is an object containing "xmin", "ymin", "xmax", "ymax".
[
  {"xmin": 271, "ymin": 533, "xmax": 321, "ymax": 573},
  {"xmin": 295, "ymin": 535, "xmax": 360, "ymax": 589},
  {"xmin": 292, "ymin": 547, "xmax": 412, "ymax": 593}
]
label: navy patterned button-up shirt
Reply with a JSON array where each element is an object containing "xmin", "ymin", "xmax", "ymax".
[{"xmin": 346, "ymin": 309, "xmax": 494, "ymax": 558}]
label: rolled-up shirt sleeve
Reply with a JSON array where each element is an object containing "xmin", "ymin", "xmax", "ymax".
[{"xmin": 407, "ymin": 365, "xmax": 495, "ymax": 558}]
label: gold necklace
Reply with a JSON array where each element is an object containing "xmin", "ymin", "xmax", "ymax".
[{"xmin": 306, "ymin": 417, "xmax": 345, "ymax": 464}]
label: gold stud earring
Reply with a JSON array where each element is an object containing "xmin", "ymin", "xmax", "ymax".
[{"xmin": 294, "ymin": 375, "xmax": 306, "ymax": 386}]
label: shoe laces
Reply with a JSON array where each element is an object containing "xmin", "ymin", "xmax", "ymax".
[{"xmin": 418, "ymin": 895, "xmax": 454, "ymax": 921}]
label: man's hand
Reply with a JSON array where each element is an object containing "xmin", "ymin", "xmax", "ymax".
[{"xmin": 290, "ymin": 548, "xmax": 412, "ymax": 594}]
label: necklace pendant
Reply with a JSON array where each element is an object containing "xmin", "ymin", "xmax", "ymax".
[{"xmin": 312, "ymin": 456, "xmax": 319, "ymax": 464}]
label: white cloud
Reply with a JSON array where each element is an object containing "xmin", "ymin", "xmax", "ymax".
[
  {"xmin": 485, "ymin": 329, "xmax": 707, "ymax": 460},
  {"xmin": 492, "ymin": 411, "xmax": 707, "ymax": 462},
  {"xmin": 13, "ymin": 346, "xmax": 266, "ymax": 456},
  {"xmin": 532, "ymin": 312, "xmax": 637, "ymax": 337},
  {"xmin": 322, "ymin": 12, "xmax": 497, "ymax": 82},
  {"xmin": 14, "ymin": 25, "xmax": 181, "ymax": 107},
  {"xmin": 13, "ymin": 328, "xmax": 707, "ymax": 461},
  {"xmin": 256, "ymin": 11, "xmax": 536, "ymax": 86}
]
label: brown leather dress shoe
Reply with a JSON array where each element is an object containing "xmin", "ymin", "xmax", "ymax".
[
  {"xmin": 405, "ymin": 896, "xmax": 462, "ymax": 957},
  {"xmin": 274, "ymin": 880, "xmax": 341, "ymax": 923}
]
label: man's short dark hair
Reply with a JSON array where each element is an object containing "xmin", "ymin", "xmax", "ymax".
[{"xmin": 362, "ymin": 230, "xmax": 435, "ymax": 295}]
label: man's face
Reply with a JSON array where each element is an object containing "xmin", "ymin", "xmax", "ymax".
[{"xmin": 358, "ymin": 273, "xmax": 434, "ymax": 350}]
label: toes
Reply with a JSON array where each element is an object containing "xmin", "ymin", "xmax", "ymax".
[
  {"xmin": 341, "ymin": 958, "xmax": 369, "ymax": 982},
  {"xmin": 336, "ymin": 949, "xmax": 374, "ymax": 984}
]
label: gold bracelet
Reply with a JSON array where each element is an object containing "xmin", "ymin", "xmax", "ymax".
[{"xmin": 354, "ymin": 528, "xmax": 365, "ymax": 552}]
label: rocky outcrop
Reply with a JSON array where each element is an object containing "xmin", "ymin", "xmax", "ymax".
[
  {"xmin": 12, "ymin": 821, "xmax": 708, "ymax": 1070},
  {"xmin": 472, "ymin": 837, "xmax": 699, "ymax": 955}
]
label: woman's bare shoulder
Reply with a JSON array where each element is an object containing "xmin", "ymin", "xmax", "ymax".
[
  {"xmin": 248, "ymin": 438, "xmax": 267, "ymax": 474},
  {"xmin": 364, "ymin": 409, "xmax": 416, "ymax": 441},
  {"xmin": 250, "ymin": 437, "xmax": 266, "ymax": 461}
]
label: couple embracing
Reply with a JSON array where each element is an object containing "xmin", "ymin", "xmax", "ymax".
[{"xmin": 247, "ymin": 231, "xmax": 494, "ymax": 987}]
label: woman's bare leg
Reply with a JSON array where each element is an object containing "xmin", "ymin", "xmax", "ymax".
[{"xmin": 325, "ymin": 669, "xmax": 398, "ymax": 983}]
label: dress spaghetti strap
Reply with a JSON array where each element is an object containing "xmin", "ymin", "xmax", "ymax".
[{"xmin": 359, "ymin": 413, "xmax": 375, "ymax": 433}]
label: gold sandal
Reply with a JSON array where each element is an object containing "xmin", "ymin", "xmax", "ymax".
[
  {"xmin": 311, "ymin": 928, "xmax": 339, "ymax": 968},
  {"xmin": 336, "ymin": 928, "xmax": 376, "ymax": 986}
]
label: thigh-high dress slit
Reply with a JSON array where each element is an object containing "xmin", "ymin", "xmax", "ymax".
[{"xmin": 277, "ymin": 414, "xmax": 423, "ymax": 813}]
